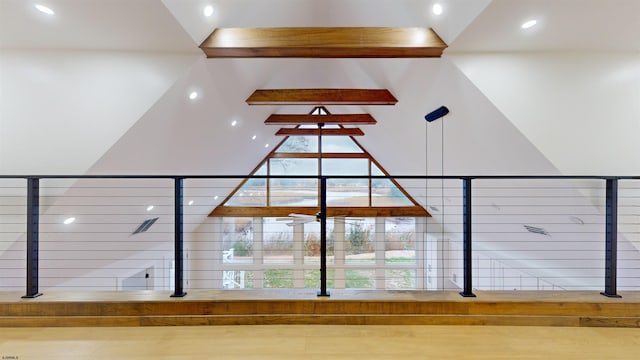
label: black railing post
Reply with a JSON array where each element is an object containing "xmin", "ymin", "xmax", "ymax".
[
  {"xmin": 460, "ymin": 177, "xmax": 476, "ymax": 297},
  {"xmin": 317, "ymin": 176, "xmax": 330, "ymax": 297},
  {"xmin": 171, "ymin": 177, "xmax": 187, "ymax": 297},
  {"xmin": 601, "ymin": 178, "xmax": 621, "ymax": 298},
  {"xmin": 22, "ymin": 177, "xmax": 42, "ymax": 298}
]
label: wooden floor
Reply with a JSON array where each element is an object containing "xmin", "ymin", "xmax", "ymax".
[
  {"xmin": 1, "ymin": 325, "xmax": 639, "ymax": 359},
  {"xmin": 2, "ymin": 290, "xmax": 640, "ymax": 359},
  {"xmin": 1, "ymin": 289, "xmax": 640, "ymax": 327}
]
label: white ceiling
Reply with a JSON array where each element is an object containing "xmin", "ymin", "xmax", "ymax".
[
  {"xmin": 0, "ymin": 0, "xmax": 198, "ymax": 52},
  {"xmin": 3, "ymin": 0, "xmax": 638, "ymax": 53},
  {"xmin": 1, "ymin": 0, "xmax": 638, "ymax": 178},
  {"xmin": 449, "ymin": 0, "xmax": 640, "ymax": 52}
]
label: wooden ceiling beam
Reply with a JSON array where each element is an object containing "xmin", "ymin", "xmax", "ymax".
[
  {"xmin": 265, "ymin": 114, "xmax": 377, "ymax": 125},
  {"xmin": 209, "ymin": 206, "xmax": 429, "ymax": 217},
  {"xmin": 275, "ymin": 128, "xmax": 365, "ymax": 136},
  {"xmin": 200, "ymin": 27, "xmax": 447, "ymax": 58},
  {"xmin": 247, "ymin": 89, "xmax": 397, "ymax": 105}
]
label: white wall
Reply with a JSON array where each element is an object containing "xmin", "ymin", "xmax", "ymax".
[
  {"xmin": 450, "ymin": 53, "xmax": 640, "ymax": 175},
  {"xmin": 0, "ymin": 50, "xmax": 198, "ymax": 174}
]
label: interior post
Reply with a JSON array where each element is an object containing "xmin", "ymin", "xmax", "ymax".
[{"xmin": 22, "ymin": 177, "xmax": 43, "ymax": 299}]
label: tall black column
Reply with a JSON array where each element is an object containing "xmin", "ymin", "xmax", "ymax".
[
  {"xmin": 171, "ymin": 178, "xmax": 187, "ymax": 297},
  {"xmin": 22, "ymin": 178, "xmax": 42, "ymax": 298},
  {"xmin": 460, "ymin": 178, "xmax": 476, "ymax": 297},
  {"xmin": 317, "ymin": 176, "xmax": 330, "ymax": 297},
  {"xmin": 601, "ymin": 178, "xmax": 621, "ymax": 298}
]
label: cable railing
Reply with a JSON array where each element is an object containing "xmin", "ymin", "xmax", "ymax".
[{"xmin": 0, "ymin": 174, "xmax": 638, "ymax": 298}]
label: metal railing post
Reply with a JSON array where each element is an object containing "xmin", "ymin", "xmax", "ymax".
[
  {"xmin": 171, "ymin": 177, "xmax": 187, "ymax": 297},
  {"xmin": 22, "ymin": 177, "xmax": 42, "ymax": 298},
  {"xmin": 460, "ymin": 177, "xmax": 476, "ymax": 297},
  {"xmin": 602, "ymin": 178, "xmax": 621, "ymax": 298},
  {"xmin": 317, "ymin": 176, "xmax": 330, "ymax": 297}
]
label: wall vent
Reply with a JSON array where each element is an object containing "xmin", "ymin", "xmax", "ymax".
[
  {"xmin": 132, "ymin": 217, "xmax": 159, "ymax": 235},
  {"xmin": 523, "ymin": 225, "xmax": 550, "ymax": 236}
]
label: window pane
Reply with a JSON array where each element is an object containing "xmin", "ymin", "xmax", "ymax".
[
  {"xmin": 222, "ymin": 218, "xmax": 253, "ymax": 264},
  {"xmin": 226, "ymin": 164, "xmax": 267, "ymax": 206},
  {"xmin": 222, "ymin": 270, "xmax": 253, "ymax": 289},
  {"xmin": 345, "ymin": 269, "xmax": 375, "ymax": 288},
  {"xmin": 304, "ymin": 220, "xmax": 334, "ymax": 265},
  {"xmin": 327, "ymin": 181, "xmax": 369, "ymax": 206},
  {"xmin": 263, "ymin": 217, "xmax": 293, "ymax": 264},
  {"xmin": 385, "ymin": 269, "xmax": 416, "ymax": 289},
  {"xmin": 276, "ymin": 136, "xmax": 318, "ymax": 153},
  {"xmin": 270, "ymin": 158, "xmax": 317, "ymax": 175},
  {"xmin": 324, "ymin": 159, "xmax": 369, "ymax": 206},
  {"xmin": 322, "ymin": 159, "xmax": 368, "ymax": 175},
  {"xmin": 385, "ymin": 217, "xmax": 416, "ymax": 264},
  {"xmin": 345, "ymin": 218, "xmax": 375, "ymax": 265},
  {"xmin": 372, "ymin": 179, "xmax": 414, "ymax": 206},
  {"xmin": 264, "ymin": 269, "xmax": 294, "ymax": 288},
  {"xmin": 371, "ymin": 164, "xmax": 414, "ymax": 206},
  {"xmin": 270, "ymin": 158, "xmax": 318, "ymax": 206},
  {"xmin": 322, "ymin": 136, "xmax": 363, "ymax": 153},
  {"xmin": 304, "ymin": 269, "xmax": 335, "ymax": 288}
]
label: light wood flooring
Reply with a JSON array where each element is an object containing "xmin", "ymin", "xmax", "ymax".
[{"xmin": 1, "ymin": 325, "xmax": 640, "ymax": 359}]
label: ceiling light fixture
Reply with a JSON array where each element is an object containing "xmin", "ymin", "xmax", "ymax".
[
  {"xmin": 231, "ymin": 120, "xmax": 237, "ymax": 126},
  {"xmin": 35, "ymin": 4, "xmax": 55, "ymax": 15},
  {"xmin": 521, "ymin": 19, "xmax": 537, "ymax": 29},
  {"xmin": 252, "ymin": 135, "xmax": 257, "ymax": 140},
  {"xmin": 432, "ymin": 3, "xmax": 443, "ymax": 16},
  {"xmin": 265, "ymin": 144, "xmax": 269, "ymax": 148},
  {"xmin": 146, "ymin": 205, "xmax": 154, "ymax": 212},
  {"xmin": 189, "ymin": 91, "xmax": 198, "ymax": 100},
  {"xmin": 204, "ymin": 5, "xmax": 214, "ymax": 17},
  {"xmin": 424, "ymin": 106, "xmax": 449, "ymax": 122},
  {"xmin": 188, "ymin": 200, "xmax": 194, "ymax": 206},
  {"xmin": 63, "ymin": 217, "xmax": 76, "ymax": 225},
  {"xmin": 214, "ymin": 196, "xmax": 219, "ymax": 200}
]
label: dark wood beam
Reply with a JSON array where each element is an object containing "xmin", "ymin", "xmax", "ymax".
[
  {"xmin": 270, "ymin": 153, "xmax": 368, "ymax": 159},
  {"xmin": 247, "ymin": 89, "xmax": 397, "ymax": 105},
  {"xmin": 275, "ymin": 128, "xmax": 365, "ymax": 136},
  {"xmin": 209, "ymin": 206, "xmax": 429, "ymax": 217},
  {"xmin": 265, "ymin": 114, "xmax": 377, "ymax": 125},
  {"xmin": 200, "ymin": 27, "xmax": 447, "ymax": 58}
]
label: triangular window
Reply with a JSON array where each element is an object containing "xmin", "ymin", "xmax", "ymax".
[{"xmin": 210, "ymin": 110, "xmax": 427, "ymax": 218}]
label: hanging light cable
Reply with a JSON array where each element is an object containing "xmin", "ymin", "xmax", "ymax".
[
  {"xmin": 441, "ymin": 110, "xmax": 445, "ymax": 289},
  {"xmin": 424, "ymin": 105, "xmax": 449, "ymax": 290}
]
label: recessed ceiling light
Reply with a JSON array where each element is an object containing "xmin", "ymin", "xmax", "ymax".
[
  {"xmin": 432, "ymin": 3, "xmax": 443, "ymax": 16},
  {"xmin": 252, "ymin": 135, "xmax": 257, "ymax": 140},
  {"xmin": 214, "ymin": 196, "xmax": 219, "ymax": 200},
  {"xmin": 188, "ymin": 200, "xmax": 194, "ymax": 206},
  {"xmin": 35, "ymin": 4, "xmax": 55, "ymax": 15},
  {"xmin": 189, "ymin": 91, "xmax": 198, "ymax": 100},
  {"xmin": 146, "ymin": 205, "xmax": 154, "ymax": 212},
  {"xmin": 521, "ymin": 19, "xmax": 537, "ymax": 29},
  {"xmin": 265, "ymin": 143, "xmax": 269, "ymax": 148},
  {"xmin": 63, "ymin": 217, "xmax": 76, "ymax": 225},
  {"xmin": 204, "ymin": 5, "xmax": 214, "ymax": 17},
  {"xmin": 231, "ymin": 120, "xmax": 237, "ymax": 126}
]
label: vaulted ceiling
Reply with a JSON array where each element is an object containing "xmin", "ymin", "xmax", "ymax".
[{"xmin": 1, "ymin": 0, "xmax": 638, "ymax": 178}]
